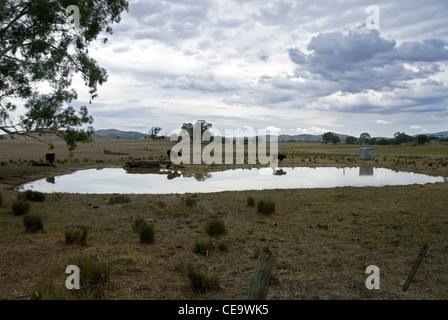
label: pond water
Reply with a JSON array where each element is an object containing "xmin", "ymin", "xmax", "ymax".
[{"xmin": 17, "ymin": 166, "xmax": 445, "ymax": 194}]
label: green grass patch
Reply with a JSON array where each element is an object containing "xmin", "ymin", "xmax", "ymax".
[
  {"xmin": 246, "ymin": 196, "xmax": 255, "ymax": 207},
  {"xmin": 193, "ymin": 238, "xmax": 214, "ymax": 256},
  {"xmin": 133, "ymin": 218, "xmax": 155, "ymax": 244},
  {"xmin": 18, "ymin": 190, "xmax": 46, "ymax": 202},
  {"xmin": 31, "ymin": 277, "xmax": 60, "ymax": 300},
  {"xmin": 186, "ymin": 264, "xmax": 220, "ymax": 293},
  {"xmin": 23, "ymin": 214, "xmax": 44, "ymax": 233},
  {"xmin": 76, "ymin": 255, "xmax": 111, "ymax": 298},
  {"xmin": 65, "ymin": 226, "xmax": 89, "ymax": 245},
  {"xmin": 205, "ymin": 218, "xmax": 227, "ymax": 237},
  {"xmin": 156, "ymin": 200, "xmax": 167, "ymax": 208},
  {"xmin": 257, "ymin": 200, "xmax": 275, "ymax": 215},
  {"xmin": 182, "ymin": 196, "xmax": 197, "ymax": 208},
  {"xmin": 11, "ymin": 199, "xmax": 30, "ymax": 216},
  {"xmin": 109, "ymin": 194, "xmax": 131, "ymax": 204},
  {"xmin": 217, "ymin": 241, "xmax": 230, "ymax": 253}
]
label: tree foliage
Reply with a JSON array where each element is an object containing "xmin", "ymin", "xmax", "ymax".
[
  {"xmin": 358, "ymin": 132, "xmax": 372, "ymax": 145},
  {"xmin": 322, "ymin": 132, "xmax": 340, "ymax": 145},
  {"xmin": 345, "ymin": 136, "xmax": 357, "ymax": 145},
  {"xmin": 0, "ymin": 0, "xmax": 129, "ymax": 151},
  {"xmin": 149, "ymin": 126, "xmax": 161, "ymax": 139},
  {"xmin": 181, "ymin": 120, "xmax": 213, "ymax": 140},
  {"xmin": 392, "ymin": 132, "xmax": 414, "ymax": 145}
]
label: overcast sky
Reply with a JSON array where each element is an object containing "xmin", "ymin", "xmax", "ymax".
[{"xmin": 72, "ymin": 0, "xmax": 448, "ymax": 138}]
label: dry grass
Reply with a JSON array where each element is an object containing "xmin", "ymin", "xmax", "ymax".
[{"xmin": 0, "ymin": 137, "xmax": 447, "ymax": 300}]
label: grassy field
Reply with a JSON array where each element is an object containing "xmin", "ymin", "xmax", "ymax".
[{"xmin": 0, "ymin": 136, "xmax": 447, "ymax": 300}]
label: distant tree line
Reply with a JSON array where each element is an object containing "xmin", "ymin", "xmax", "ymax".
[{"xmin": 341, "ymin": 132, "xmax": 435, "ymax": 146}]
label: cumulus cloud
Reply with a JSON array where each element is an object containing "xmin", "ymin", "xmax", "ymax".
[
  {"xmin": 376, "ymin": 120, "xmax": 392, "ymax": 125},
  {"xmin": 296, "ymin": 127, "xmax": 329, "ymax": 135},
  {"xmin": 288, "ymin": 29, "xmax": 448, "ymax": 94},
  {"xmin": 410, "ymin": 125, "xmax": 426, "ymax": 131}
]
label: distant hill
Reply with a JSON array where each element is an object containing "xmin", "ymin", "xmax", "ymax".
[
  {"xmin": 416, "ymin": 131, "xmax": 448, "ymax": 138},
  {"xmin": 93, "ymin": 129, "xmax": 147, "ymax": 139},
  {"xmin": 276, "ymin": 133, "xmax": 348, "ymax": 143}
]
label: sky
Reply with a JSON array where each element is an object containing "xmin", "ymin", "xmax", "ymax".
[{"xmin": 71, "ymin": 0, "xmax": 448, "ymax": 138}]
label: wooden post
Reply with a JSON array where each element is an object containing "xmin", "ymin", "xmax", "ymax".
[
  {"xmin": 247, "ymin": 247, "xmax": 274, "ymax": 300},
  {"xmin": 402, "ymin": 244, "xmax": 429, "ymax": 292}
]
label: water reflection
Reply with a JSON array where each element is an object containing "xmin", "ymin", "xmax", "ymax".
[
  {"xmin": 17, "ymin": 166, "xmax": 445, "ymax": 194},
  {"xmin": 46, "ymin": 177, "xmax": 56, "ymax": 184},
  {"xmin": 359, "ymin": 166, "xmax": 374, "ymax": 176},
  {"xmin": 124, "ymin": 167, "xmax": 212, "ymax": 181}
]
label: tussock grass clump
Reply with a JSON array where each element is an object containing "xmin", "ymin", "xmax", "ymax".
[
  {"xmin": 205, "ymin": 218, "xmax": 227, "ymax": 237},
  {"xmin": 246, "ymin": 196, "xmax": 255, "ymax": 207},
  {"xmin": 109, "ymin": 194, "xmax": 131, "ymax": 204},
  {"xmin": 156, "ymin": 200, "xmax": 167, "ymax": 208},
  {"xmin": 31, "ymin": 278, "xmax": 60, "ymax": 300},
  {"xmin": 76, "ymin": 256, "xmax": 111, "ymax": 297},
  {"xmin": 19, "ymin": 190, "xmax": 46, "ymax": 202},
  {"xmin": 132, "ymin": 217, "xmax": 147, "ymax": 232},
  {"xmin": 182, "ymin": 196, "xmax": 197, "ymax": 208},
  {"xmin": 217, "ymin": 241, "xmax": 229, "ymax": 253},
  {"xmin": 23, "ymin": 214, "xmax": 44, "ymax": 232},
  {"xmin": 133, "ymin": 218, "xmax": 155, "ymax": 244},
  {"xmin": 186, "ymin": 264, "xmax": 220, "ymax": 293},
  {"xmin": 65, "ymin": 226, "xmax": 89, "ymax": 246},
  {"xmin": 257, "ymin": 200, "xmax": 275, "ymax": 214},
  {"xmin": 12, "ymin": 199, "xmax": 30, "ymax": 216},
  {"xmin": 193, "ymin": 239, "xmax": 214, "ymax": 256}
]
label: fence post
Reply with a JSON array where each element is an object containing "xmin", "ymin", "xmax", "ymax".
[
  {"xmin": 247, "ymin": 247, "xmax": 274, "ymax": 300},
  {"xmin": 402, "ymin": 244, "xmax": 429, "ymax": 292}
]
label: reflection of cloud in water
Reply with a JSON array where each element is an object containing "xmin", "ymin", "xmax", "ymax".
[{"xmin": 18, "ymin": 167, "xmax": 445, "ymax": 194}]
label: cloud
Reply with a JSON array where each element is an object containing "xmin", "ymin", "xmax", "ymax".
[
  {"xmin": 410, "ymin": 125, "xmax": 426, "ymax": 131},
  {"xmin": 296, "ymin": 126, "xmax": 328, "ymax": 135},
  {"xmin": 375, "ymin": 119, "xmax": 392, "ymax": 125},
  {"xmin": 288, "ymin": 29, "xmax": 448, "ymax": 94}
]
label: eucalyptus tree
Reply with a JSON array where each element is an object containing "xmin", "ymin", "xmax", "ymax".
[{"xmin": 0, "ymin": 0, "xmax": 129, "ymax": 151}]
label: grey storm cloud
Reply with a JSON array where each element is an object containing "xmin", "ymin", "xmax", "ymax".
[{"xmin": 287, "ymin": 29, "xmax": 448, "ymax": 93}]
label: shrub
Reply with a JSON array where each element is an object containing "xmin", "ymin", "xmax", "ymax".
[
  {"xmin": 156, "ymin": 200, "xmax": 166, "ymax": 208},
  {"xmin": 133, "ymin": 218, "xmax": 155, "ymax": 244},
  {"xmin": 217, "ymin": 241, "xmax": 229, "ymax": 253},
  {"xmin": 132, "ymin": 217, "xmax": 147, "ymax": 233},
  {"xmin": 182, "ymin": 196, "xmax": 197, "ymax": 207},
  {"xmin": 109, "ymin": 194, "xmax": 131, "ymax": 204},
  {"xmin": 193, "ymin": 239, "xmax": 214, "ymax": 256},
  {"xmin": 205, "ymin": 218, "xmax": 227, "ymax": 237},
  {"xmin": 257, "ymin": 200, "xmax": 275, "ymax": 215},
  {"xmin": 65, "ymin": 227, "xmax": 89, "ymax": 246},
  {"xmin": 186, "ymin": 264, "xmax": 220, "ymax": 293},
  {"xmin": 31, "ymin": 278, "xmax": 60, "ymax": 300},
  {"xmin": 19, "ymin": 190, "xmax": 46, "ymax": 202},
  {"xmin": 76, "ymin": 256, "xmax": 110, "ymax": 297},
  {"xmin": 23, "ymin": 214, "xmax": 44, "ymax": 233},
  {"xmin": 246, "ymin": 196, "xmax": 255, "ymax": 207},
  {"xmin": 12, "ymin": 200, "xmax": 30, "ymax": 216}
]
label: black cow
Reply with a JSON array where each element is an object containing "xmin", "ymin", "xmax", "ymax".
[
  {"xmin": 167, "ymin": 150, "xmax": 182, "ymax": 159},
  {"xmin": 45, "ymin": 153, "xmax": 55, "ymax": 165},
  {"xmin": 273, "ymin": 153, "xmax": 286, "ymax": 162}
]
